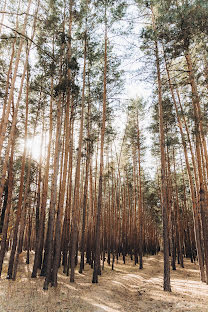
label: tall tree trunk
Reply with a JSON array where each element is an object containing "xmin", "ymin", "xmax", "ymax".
[
  {"xmin": 92, "ymin": 5, "xmax": 107, "ymax": 283},
  {"xmin": 0, "ymin": 40, "xmax": 15, "ymax": 137},
  {"xmin": 32, "ymin": 75, "xmax": 54, "ymax": 278},
  {"xmin": 0, "ymin": 139, "xmax": 14, "ymax": 276},
  {"xmin": 0, "ymin": 0, "xmax": 32, "ymax": 158},
  {"xmin": 0, "ymin": 0, "xmax": 39, "ymax": 208},
  {"xmin": 185, "ymin": 52, "xmax": 208, "ymax": 284},
  {"xmin": 43, "ymin": 92, "xmax": 63, "ymax": 290},
  {"xmin": 137, "ymin": 110, "xmax": 143, "ymax": 269},
  {"xmin": 7, "ymin": 53, "xmax": 30, "ymax": 279},
  {"xmin": 163, "ymin": 51, "xmax": 205, "ymax": 279},
  {"xmin": 70, "ymin": 15, "xmax": 87, "ymax": 282},
  {"xmin": 12, "ymin": 149, "xmax": 33, "ymax": 280},
  {"xmin": 152, "ymin": 8, "xmax": 171, "ymax": 291},
  {"xmin": 79, "ymin": 82, "xmax": 91, "ymax": 274},
  {"xmin": 51, "ymin": 1, "xmax": 73, "ymax": 286},
  {"xmin": 172, "ymin": 148, "xmax": 184, "ymax": 268}
]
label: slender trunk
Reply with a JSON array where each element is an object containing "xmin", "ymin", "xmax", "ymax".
[
  {"xmin": 92, "ymin": 7, "xmax": 107, "ymax": 283},
  {"xmin": 43, "ymin": 92, "xmax": 63, "ymax": 290},
  {"xmin": 70, "ymin": 20, "xmax": 87, "ymax": 283},
  {"xmin": 12, "ymin": 149, "xmax": 33, "ymax": 280},
  {"xmin": 137, "ymin": 111, "xmax": 143, "ymax": 269},
  {"xmin": 32, "ymin": 76, "xmax": 54, "ymax": 278},
  {"xmin": 0, "ymin": 140, "xmax": 14, "ymax": 276},
  {"xmin": 65, "ymin": 119, "xmax": 74, "ymax": 276},
  {"xmin": 79, "ymin": 84, "xmax": 91, "ymax": 274},
  {"xmin": 132, "ymin": 146, "xmax": 138, "ymax": 265},
  {"xmin": 0, "ymin": 0, "xmax": 32, "ymax": 158},
  {"xmin": 152, "ymin": 8, "xmax": 171, "ymax": 291},
  {"xmin": 0, "ymin": 1, "xmax": 39, "ymax": 207},
  {"xmin": 172, "ymin": 148, "xmax": 184, "ymax": 268},
  {"xmin": 26, "ymin": 205, "xmax": 33, "ymax": 265},
  {"xmin": 51, "ymin": 3, "xmax": 73, "ymax": 286},
  {"xmin": 0, "ymin": 40, "xmax": 15, "ymax": 136},
  {"xmin": 163, "ymin": 53, "xmax": 205, "ymax": 279},
  {"xmin": 185, "ymin": 52, "xmax": 208, "ymax": 284},
  {"xmin": 7, "ymin": 53, "xmax": 30, "ymax": 279},
  {"xmin": 35, "ymin": 111, "xmax": 44, "ymax": 245}
]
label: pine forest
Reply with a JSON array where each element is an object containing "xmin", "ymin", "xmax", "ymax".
[{"xmin": 0, "ymin": 0, "xmax": 208, "ymax": 311}]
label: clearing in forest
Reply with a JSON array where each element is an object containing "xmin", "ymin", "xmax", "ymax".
[{"xmin": 0, "ymin": 252, "xmax": 208, "ymax": 312}]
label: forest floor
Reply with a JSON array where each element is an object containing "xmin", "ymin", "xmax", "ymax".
[{"xmin": 0, "ymin": 252, "xmax": 208, "ymax": 312}]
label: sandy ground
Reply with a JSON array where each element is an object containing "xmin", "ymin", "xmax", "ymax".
[{"xmin": 0, "ymin": 252, "xmax": 208, "ymax": 312}]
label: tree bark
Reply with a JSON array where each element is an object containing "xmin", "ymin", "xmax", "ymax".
[
  {"xmin": 92, "ymin": 5, "xmax": 107, "ymax": 283},
  {"xmin": 152, "ymin": 7, "xmax": 171, "ymax": 291},
  {"xmin": 70, "ymin": 21, "xmax": 87, "ymax": 282}
]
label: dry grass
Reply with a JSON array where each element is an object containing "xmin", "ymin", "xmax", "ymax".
[{"xmin": 0, "ymin": 252, "xmax": 208, "ymax": 311}]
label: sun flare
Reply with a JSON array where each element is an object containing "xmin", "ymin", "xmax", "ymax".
[{"xmin": 25, "ymin": 134, "xmax": 49, "ymax": 161}]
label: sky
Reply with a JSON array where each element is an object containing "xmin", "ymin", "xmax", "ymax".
[{"xmin": 109, "ymin": 2, "xmax": 156, "ymax": 178}]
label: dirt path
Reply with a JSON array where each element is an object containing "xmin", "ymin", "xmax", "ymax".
[{"xmin": 0, "ymin": 252, "xmax": 208, "ymax": 311}]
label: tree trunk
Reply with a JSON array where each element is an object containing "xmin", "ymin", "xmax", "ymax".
[
  {"xmin": 92, "ymin": 5, "xmax": 107, "ymax": 283},
  {"xmin": 0, "ymin": 140, "xmax": 14, "ymax": 276},
  {"xmin": 185, "ymin": 52, "xmax": 208, "ymax": 284},
  {"xmin": 152, "ymin": 8, "xmax": 171, "ymax": 291},
  {"xmin": 32, "ymin": 76, "xmax": 54, "ymax": 278},
  {"xmin": 70, "ymin": 17, "xmax": 87, "ymax": 283},
  {"xmin": 7, "ymin": 51, "xmax": 31, "ymax": 279},
  {"xmin": 137, "ymin": 110, "xmax": 143, "ymax": 269},
  {"xmin": 43, "ymin": 92, "xmax": 63, "ymax": 290},
  {"xmin": 0, "ymin": 0, "xmax": 32, "ymax": 158},
  {"xmin": 79, "ymin": 80, "xmax": 91, "ymax": 274}
]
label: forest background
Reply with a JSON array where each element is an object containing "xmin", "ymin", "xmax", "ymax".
[{"xmin": 0, "ymin": 0, "xmax": 208, "ymax": 305}]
